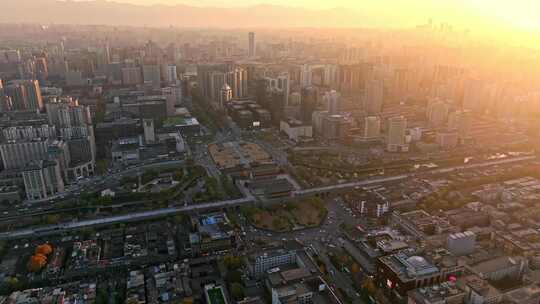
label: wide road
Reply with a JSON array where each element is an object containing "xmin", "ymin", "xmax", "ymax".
[
  {"xmin": 295, "ymin": 155, "xmax": 536, "ymax": 196},
  {"xmin": 0, "ymin": 195, "xmax": 254, "ymax": 240},
  {"xmin": 0, "ymin": 155, "xmax": 535, "ymax": 240}
]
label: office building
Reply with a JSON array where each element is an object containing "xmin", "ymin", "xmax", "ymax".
[
  {"xmin": 387, "ymin": 116, "xmax": 407, "ymax": 152},
  {"xmin": 22, "ymin": 160, "xmax": 65, "ymax": 202}
]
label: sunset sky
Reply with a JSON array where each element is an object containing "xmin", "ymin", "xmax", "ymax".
[{"xmin": 104, "ymin": 0, "xmax": 540, "ymax": 30}]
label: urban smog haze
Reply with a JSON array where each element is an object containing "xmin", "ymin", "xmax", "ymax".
[{"xmin": 0, "ymin": 1, "xmax": 539, "ymax": 304}]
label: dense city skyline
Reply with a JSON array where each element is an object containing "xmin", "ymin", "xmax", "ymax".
[{"xmin": 1, "ymin": 2, "xmax": 540, "ymax": 304}]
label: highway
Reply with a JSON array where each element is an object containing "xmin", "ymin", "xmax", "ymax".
[
  {"xmin": 0, "ymin": 195, "xmax": 255, "ymax": 240},
  {"xmin": 0, "ymin": 154, "xmax": 535, "ymax": 240},
  {"xmin": 295, "ymin": 155, "xmax": 536, "ymax": 196}
]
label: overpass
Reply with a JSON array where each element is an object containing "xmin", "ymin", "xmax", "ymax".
[
  {"xmin": 293, "ymin": 155, "xmax": 536, "ymax": 197},
  {"xmin": 0, "ymin": 196, "xmax": 254, "ymax": 240},
  {"xmin": 0, "ymin": 155, "xmax": 535, "ymax": 240}
]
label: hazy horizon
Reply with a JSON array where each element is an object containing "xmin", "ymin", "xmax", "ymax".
[{"xmin": 1, "ymin": 0, "xmax": 540, "ymax": 48}]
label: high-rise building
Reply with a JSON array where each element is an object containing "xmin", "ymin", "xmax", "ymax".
[
  {"xmin": 162, "ymin": 85, "xmax": 182, "ymax": 116},
  {"xmin": 322, "ymin": 114, "xmax": 351, "ymax": 141},
  {"xmin": 323, "ymin": 64, "xmax": 339, "ymax": 87},
  {"xmin": 248, "ymin": 32, "xmax": 256, "ymax": 58},
  {"xmin": 448, "ymin": 110, "xmax": 472, "ymax": 140},
  {"xmin": 277, "ymin": 73, "xmax": 290, "ymax": 106},
  {"xmin": 210, "ymin": 71, "xmax": 227, "ymax": 105},
  {"xmin": 387, "ymin": 116, "xmax": 407, "ymax": 152},
  {"xmin": 143, "ymin": 119, "xmax": 155, "ymax": 144},
  {"xmin": 324, "ymin": 90, "xmax": 340, "ymax": 115},
  {"xmin": 427, "ymin": 98, "xmax": 450, "ymax": 128},
  {"xmin": 226, "ymin": 67, "xmax": 248, "ymax": 99},
  {"xmin": 2, "ymin": 125, "xmax": 56, "ymax": 141},
  {"xmin": 300, "ymin": 86, "xmax": 318, "ymax": 124},
  {"xmin": 22, "ymin": 160, "xmax": 65, "ymax": 202},
  {"xmin": 300, "ymin": 64, "xmax": 312, "ymax": 88},
  {"xmin": 197, "ymin": 64, "xmax": 228, "ymax": 102},
  {"xmin": 219, "ymin": 84, "xmax": 233, "ymax": 108},
  {"xmin": 65, "ymin": 70, "xmax": 85, "ymax": 86},
  {"xmin": 436, "ymin": 130, "xmax": 459, "ymax": 150},
  {"xmin": 3, "ymin": 80, "xmax": 43, "ymax": 111},
  {"xmin": 165, "ymin": 64, "xmax": 178, "ymax": 84},
  {"xmin": 45, "ymin": 97, "xmax": 95, "ymax": 181},
  {"xmin": 122, "ymin": 67, "xmax": 142, "ymax": 85},
  {"xmin": 143, "ymin": 65, "xmax": 161, "ymax": 88},
  {"xmin": 339, "ymin": 63, "xmax": 373, "ymax": 93},
  {"xmin": 3, "ymin": 83, "xmax": 27, "ymax": 110},
  {"xmin": 364, "ymin": 79, "xmax": 384, "ymax": 114},
  {"xmin": 0, "ymin": 139, "xmax": 50, "ymax": 170},
  {"xmin": 363, "ymin": 116, "xmax": 381, "ymax": 139}
]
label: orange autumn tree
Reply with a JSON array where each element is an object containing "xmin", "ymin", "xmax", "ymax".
[
  {"xmin": 28, "ymin": 253, "xmax": 47, "ymax": 272},
  {"xmin": 35, "ymin": 244, "xmax": 53, "ymax": 256}
]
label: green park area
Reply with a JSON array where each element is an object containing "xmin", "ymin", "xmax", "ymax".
[
  {"xmin": 206, "ymin": 286, "xmax": 227, "ymax": 304},
  {"xmin": 241, "ymin": 197, "xmax": 327, "ymax": 232}
]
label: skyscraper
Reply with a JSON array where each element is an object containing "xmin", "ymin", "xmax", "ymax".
[{"xmin": 248, "ymin": 32, "xmax": 256, "ymax": 58}]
